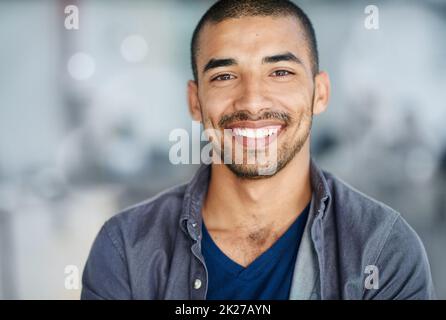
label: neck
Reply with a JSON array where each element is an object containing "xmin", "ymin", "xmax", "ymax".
[{"xmin": 202, "ymin": 139, "xmax": 312, "ymax": 234}]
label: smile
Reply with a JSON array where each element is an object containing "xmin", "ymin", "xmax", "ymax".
[
  {"xmin": 231, "ymin": 126, "xmax": 281, "ymax": 138},
  {"xmin": 224, "ymin": 122, "xmax": 285, "ymax": 148}
]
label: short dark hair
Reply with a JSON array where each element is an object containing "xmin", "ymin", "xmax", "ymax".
[{"xmin": 190, "ymin": 0, "xmax": 319, "ymax": 82}]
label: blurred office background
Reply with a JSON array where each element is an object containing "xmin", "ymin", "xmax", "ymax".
[{"xmin": 0, "ymin": 0, "xmax": 445, "ymax": 299}]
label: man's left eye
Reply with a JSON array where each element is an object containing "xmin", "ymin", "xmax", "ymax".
[{"xmin": 271, "ymin": 70, "xmax": 294, "ymax": 77}]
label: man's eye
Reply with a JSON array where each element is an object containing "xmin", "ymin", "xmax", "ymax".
[
  {"xmin": 271, "ymin": 70, "xmax": 294, "ymax": 77},
  {"xmin": 211, "ymin": 74, "xmax": 235, "ymax": 81}
]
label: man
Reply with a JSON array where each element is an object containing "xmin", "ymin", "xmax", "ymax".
[{"xmin": 81, "ymin": 0, "xmax": 435, "ymax": 299}]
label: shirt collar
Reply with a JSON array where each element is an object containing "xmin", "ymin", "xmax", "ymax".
[
  {"xmin": 309, "ymin": 157, "xmax": 332, "ymax": 221},
  {"xmin": 179, "ymin": 163, "xmax": 211, "ymax": 239}
]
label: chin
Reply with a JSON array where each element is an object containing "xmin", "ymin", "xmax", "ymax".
[{"xmin": 225, "ymin": 160, "xmax": 283, "ymax": 179}]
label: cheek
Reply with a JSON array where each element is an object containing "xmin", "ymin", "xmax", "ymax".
[
  {"xmin": 200, "ymin": 90, "xmax": 234, "ymax": 127},
  {"xmin": 269, "ymin": 81, "xmax": 313, "ymax": 113},
  {"xmin": 274, "ymin": 91, "xmax": 310, "ymax": 118}
]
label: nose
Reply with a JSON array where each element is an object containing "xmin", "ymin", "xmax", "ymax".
[{"xmin": 233, "ymin": 74, "xmax": 272, "ymax": 115}]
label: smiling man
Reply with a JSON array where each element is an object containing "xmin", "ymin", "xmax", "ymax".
[{"xmin": 81, "ymin": 0, "xmax": 436, "ymax": 300}]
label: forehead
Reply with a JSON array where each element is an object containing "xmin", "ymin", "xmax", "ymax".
[{"xmin": 196, "ymin": 16, "xmax": 309, "ymax": 65}]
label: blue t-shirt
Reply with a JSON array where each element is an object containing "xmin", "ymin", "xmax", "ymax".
[{"xmin": 201, "ymin": 201, "xmax": 310, "ymax": 300}]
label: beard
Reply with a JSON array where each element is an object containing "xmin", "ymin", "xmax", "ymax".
[
  {"xmin": 202, "ymin": 103, "xmax": 314, "ymax": 180},
  {"xmin": 226, "ymin": 113, "xmax": 312, "ymax": 179}
]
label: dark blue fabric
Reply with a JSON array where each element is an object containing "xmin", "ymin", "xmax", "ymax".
[{"xmin": 202, "ymin": 202, "xmax": 310, "ymax": 300}]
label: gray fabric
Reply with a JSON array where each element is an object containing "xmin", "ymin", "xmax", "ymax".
[
  {"xmin": 288, "ymin": 192, "xmax": 320, "ymax": 300},
  {"xmin": 81, "ymin": 158, "xmax": 436, "ymax": 299}
]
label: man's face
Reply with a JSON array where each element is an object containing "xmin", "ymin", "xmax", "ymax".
[{"xmin": 190, "ymin": 16, "xmax": 319, "ymax": 178}]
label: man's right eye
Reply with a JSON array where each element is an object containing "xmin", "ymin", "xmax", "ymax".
[{"xmin": 211, "ymin": 74, "xmax": 235, "ymax": 82}]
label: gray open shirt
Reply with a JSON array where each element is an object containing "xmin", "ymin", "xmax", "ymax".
[{"xmin": 81, "ymin": 158, "xmax": 436, "ymax": 299}]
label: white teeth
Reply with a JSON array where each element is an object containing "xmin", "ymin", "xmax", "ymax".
[
  {"xmin": 255, "ymin": 129, "xmax": 264, "ymax": 138},
  {"xmin": 268, "ymin": 128, "xmax": 278, "ymax": 136},
  {"xmin": 232, "ymin": 127, "xmax": 279, "ymax": 138},
  {"xmin": 246, "ymin": 129, "xmax": 256, "ymax": 138}
]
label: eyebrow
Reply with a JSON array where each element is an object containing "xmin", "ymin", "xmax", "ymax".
[
  {"xmin": 202, "ymin": 52, "xmax": 302, "ymax": 74},
  {"xmin": 262, "ymin": 52, "xmax": 303, "ymax": 65},
  {"xmin": 203, "ymin": 58, "xmax": 236, "ymax": 74}
]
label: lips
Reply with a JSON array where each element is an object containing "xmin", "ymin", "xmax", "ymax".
[{"xmin": 223, "ymin": 121, "xmax": 285, "ymax": 148}]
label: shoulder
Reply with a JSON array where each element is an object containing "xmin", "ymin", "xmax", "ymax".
[
  {"xmin": 322, "ymin": 169, "xmax": 421, "ymax": 250},
  {"xmin": 321, "ymin": 170, "xmax": 435, "ymax": 299},
  {"xmin": 102, "ymin": 183, "xmax": 188, "ymax": 251},
  {"xmin": 323, "ymin": 170, "xmax": 400, "ymax": 239},
  {"xmin": 81, "ymin": 183, "xmax": 189, "ymax": 299}
]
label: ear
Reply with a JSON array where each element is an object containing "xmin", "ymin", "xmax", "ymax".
[
  {"xmin": 187, "ymin": 80, "xmax": 202, "ymax": 122},
  {"xmin": 312, "ymin": 71, "xmax": 331, "ymax": 115}
]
